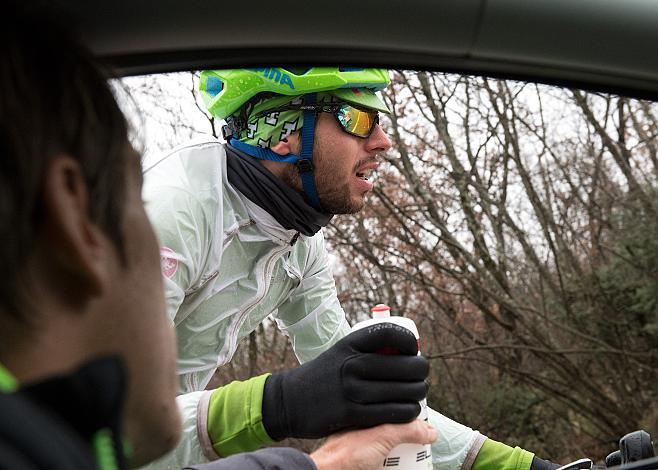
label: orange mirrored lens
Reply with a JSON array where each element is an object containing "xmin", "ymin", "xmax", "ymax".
[{"xmin": 337, "ymin": 105, "xmax": 377, "ymax": 137}]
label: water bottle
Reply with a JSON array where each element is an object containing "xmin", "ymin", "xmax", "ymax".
[{"xmin": 351, "ymin": 304, "xmax": 432, "ymax": 470}]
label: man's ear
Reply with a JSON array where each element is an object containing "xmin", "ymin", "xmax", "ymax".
[
  {"xmin": 270, "ymin": 131, "xmax": 301, "ymax": 156},
  {"xmin": 40, "ymin": 155, "xmax": 110, "ymax": 297}
]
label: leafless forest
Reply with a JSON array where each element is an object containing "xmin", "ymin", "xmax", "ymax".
[{"xmin": 124, "ymin": 71, "xmax": 658, "ymax": 461}]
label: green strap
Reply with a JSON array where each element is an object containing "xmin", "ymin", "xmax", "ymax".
[
  {"xmin": 207, "ymin": 373, "xmax": 275, "ymax": 456},
  {"xmin": 0, "ymin": 363, "xmax": 17, "ymax": 393},
  {"xmin": 473, "ymin": 438, "xmax": 535, "ymax": 470}
]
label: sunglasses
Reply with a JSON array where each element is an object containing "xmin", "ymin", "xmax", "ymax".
[{"xmin": 255, "ymin": 102, "xmax": 380, "ymax": 138}]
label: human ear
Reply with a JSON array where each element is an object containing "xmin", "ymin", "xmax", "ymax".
[
  {"xmin": 271, "ymin": 131, "xmax": 301, "ymax": 156},
  {"xmin": 40, "ymin": 155, "xmax": 110, "ymax": 297}
]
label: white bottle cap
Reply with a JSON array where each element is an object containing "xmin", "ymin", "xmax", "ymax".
[{"xmin": 371, "ymin": 304, "xmax": 391, "ymax": 319}]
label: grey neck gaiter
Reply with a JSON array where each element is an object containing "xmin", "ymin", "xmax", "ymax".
[{"xmin": 225, "ymin": 144, "xmax": 333, "ymax": 237}]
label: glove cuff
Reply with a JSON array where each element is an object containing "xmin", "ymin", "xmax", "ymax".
[
  {"xmin": 206, "ymin": 374, "xmax": 275, "ymax": 456},
  {"xmin": 471, "ymin": 438, "xmax": 535, "ymax": 470},
  {"xmin": 261, "ymin": 372, "xmax": 288, "ymax": 441}
]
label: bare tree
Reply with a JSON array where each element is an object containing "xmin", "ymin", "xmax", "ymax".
[{"xmin": 327, "ymin": 72, "xmax": 657, "ymax": 459}]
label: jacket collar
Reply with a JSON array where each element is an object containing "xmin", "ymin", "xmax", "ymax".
[
  {"xmin": 20, "ymin": 356, "xmax": 128, "ymax": 468},
  {"xmin": 241, "ymin": 195, "xmax": 303, "ymax": 245}
]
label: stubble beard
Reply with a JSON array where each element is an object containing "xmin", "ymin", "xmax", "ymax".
[{"xmin": 281, "ymin": 138, "xmax": 367, "ymax": 215}]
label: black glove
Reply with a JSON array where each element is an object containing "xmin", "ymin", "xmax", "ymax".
[
  {"xmin": 262, "ymin": 322, "xmax": 429, "ymax": 440},
  {"xmin": 530, "ymin": 457, "xmax": 561, "ymax": 470}
]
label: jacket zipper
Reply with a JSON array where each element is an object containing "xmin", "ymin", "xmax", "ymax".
[{"xmin": 222, "ymin": 244, "xmax": 292, "ymax": 365}]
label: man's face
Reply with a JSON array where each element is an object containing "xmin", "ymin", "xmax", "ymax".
[
  {"xmin": 102, "ymin": 154, "xmax": 180, "ymax": 464},
  {"xmin": 282, "ymin": 112, "xmax": 393, "ymax": 213}
]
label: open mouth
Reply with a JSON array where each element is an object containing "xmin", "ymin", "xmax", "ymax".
[
  {"xmin": 354, "ymin": 161, "xmax": 380, "ymax": 189},
  {"xmin": 355, "ymin": 162, "xmax": 379, "ymax": 181}
]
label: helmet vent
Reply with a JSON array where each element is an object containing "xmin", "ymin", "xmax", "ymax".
[{"xmin": 205, "ymin": 76, "xmax": 223, "ymax": 97}]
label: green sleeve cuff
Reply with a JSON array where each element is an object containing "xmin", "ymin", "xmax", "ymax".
[
  {"xmin": 207, "ymin": 373, "xmax": 275, "ymax": 456},
  {"xmin": 473, "ymin": 438, "xmax": 535, "ymax": 470}
]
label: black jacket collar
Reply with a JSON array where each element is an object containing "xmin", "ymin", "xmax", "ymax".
[{"xmin": 0, "ymin": 357, "xmax": 127, "ymax": 470}]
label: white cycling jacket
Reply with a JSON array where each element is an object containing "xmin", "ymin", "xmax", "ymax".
[
  {"xmin": 140, "ymin": 140, "xmax": 483, "ymax": 470},
  {"xmin": 144, "ymin": 140, "xmax": 350, "ymax": 394}
]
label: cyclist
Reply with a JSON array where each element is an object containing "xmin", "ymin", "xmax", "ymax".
[{"xmin": 143, "ymin": 68, "xmax": 564, "ymax": 470}]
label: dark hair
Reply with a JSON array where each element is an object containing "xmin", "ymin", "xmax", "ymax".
[{"xmin": 0, "ymin": 3, "xmax": 130, "ymax": 319}]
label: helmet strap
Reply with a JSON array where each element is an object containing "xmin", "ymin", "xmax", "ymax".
[
  {"xmin": 227, "ymin": 93, "xmax": 323, "ymax": 211},
  {"xmin": 228, "ymin": 138, "xmax": 300, "ymax": 164},
  {"xmin": 297, "ymin": 93, "xmax": 321, "ymax": 210}
]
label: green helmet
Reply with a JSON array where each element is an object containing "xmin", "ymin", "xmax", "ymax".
[{"xmin": 199, "ymin": 67, "xmax": 391, "ymax": 118}]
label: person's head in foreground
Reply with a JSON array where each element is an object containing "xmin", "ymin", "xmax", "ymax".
[
  {"xmin": 0, "ymin": 2, "xmax": 180, "ymax": 467},
  {"xmin": 199, "ymin": 67, "xmax": 394, "ymax": 214}
]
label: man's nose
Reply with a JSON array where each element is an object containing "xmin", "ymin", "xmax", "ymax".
[{"xmin": 366, "ymin": 124, "xmax": 393, "ymax": 153}]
